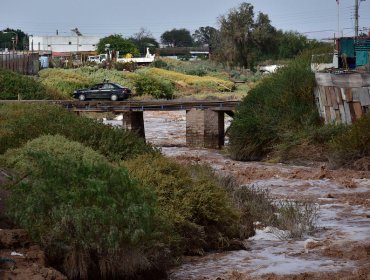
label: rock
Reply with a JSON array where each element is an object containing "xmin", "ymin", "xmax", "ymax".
[{"xmin": 225, "ymin": 239, "xmax": 248, "ymax": 251}]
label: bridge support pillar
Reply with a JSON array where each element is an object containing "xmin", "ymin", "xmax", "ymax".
[
  {"xmin": 186, "ymin": 109, "xmax": 224, "ymax": 149},
  {"xmin": 122, "ymin": 111, "xmax": 145, "ymax": 139}
]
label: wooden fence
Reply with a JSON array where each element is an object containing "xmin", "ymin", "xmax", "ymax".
[{"xmin": 0, "ymin": 52, "xmax": 39, "ymax": 75}]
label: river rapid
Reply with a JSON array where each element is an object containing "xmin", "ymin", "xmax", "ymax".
[{"xmin": 106, "ymin": 111, "xmax": 370, "ymax": 280}]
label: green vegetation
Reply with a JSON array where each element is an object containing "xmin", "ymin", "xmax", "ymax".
[
  {"xmin": 38, "ymin": 68, "xmax": 137, "ymax": 99},
  {"xmin": 329, "ymin": 113, "xmax": 370, "ymax": 169},
  {"xmin": 39, "ymin": 68, "xmax": 93, "ymax": 99},
  {"xmin": 229, "ymin": 51, "xmax": 319, "ymax": 161},
  {"xmin": 274, "ymin": 201, "xmax": 319, "ymax": 239},
  {"xmin": 222, "ymin": 177, "xmax": 319, "ymax": 240},
  {"xmin": 0, "ymin": 28, "xmax": 27, "ymax": 51},
  {"xmin": 96, "ymin": 34, "xmax": 139, "ymax": 56},
  {"xmin": 38, "ymin": 65, "xmax": 242, "ymax": 100},
  {"xmin": 0, "ymin": 69, "xmax": 62, "ymax": 100},
  {"xmin": 228, "ymin": 44, "xmax": 369, "ymax": 169},
  {"xmin": 139, "ymin": 67, "xmax": 235, "ymax": 93},
  {"xmin": 134, "ymin": 74, "xmax": 175, "ymax": 99},
  {"xmin": 1, "ymin": 135, "xmax": 167, "ymax": 279},
  {"xmin": 161, "ymin": 28, "xmax": 194, "ymax": 47},
  {"xmin": 0, "ymin": 103, "xmax": 152, "ymax": 161},
  {"xmin": 128, "ymin": 28, "xmax": 159, "ymax": 56},
  {"xmin": 0, "ymin": 102, "xmax": 261, "ymax": 278},
  {"xmin": 124, "ymin": 154, "xmax": 252, "ymax": 255},
  {"xmin": 151, "ymin": 58, "xmax": 228, "ymax": 79}
]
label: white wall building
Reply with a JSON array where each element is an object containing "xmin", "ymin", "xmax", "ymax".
[{"xmin": 29, "ymin": 35, "xmax": 100, "ymax": 54}]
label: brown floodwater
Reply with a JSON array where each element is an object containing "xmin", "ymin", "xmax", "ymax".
[{"xmin": 106, "ymin": 111, "xmax": 370, "ymax": 280}]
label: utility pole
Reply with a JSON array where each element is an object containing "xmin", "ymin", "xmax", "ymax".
[
  {"xmin": 355, "ymin": 0, "xmax": 359, "ymax": 37},
  {"xmin": 337, "ymin": 0, "xmax": 340, "ymax": 38}
]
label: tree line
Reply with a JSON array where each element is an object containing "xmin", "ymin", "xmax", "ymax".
[{"xmin": 0, "ymin": 2, "xmax": 328, "ymax": 69}]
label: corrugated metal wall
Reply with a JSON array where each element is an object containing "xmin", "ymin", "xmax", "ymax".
[{"xmin": 315, "ymin": 73, "xmax": 370, "ymax": 124}]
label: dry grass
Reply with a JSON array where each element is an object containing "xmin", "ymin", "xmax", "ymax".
[{"xmin": 143, "ymin": 68, "xmax": 235, "ymax": 92}]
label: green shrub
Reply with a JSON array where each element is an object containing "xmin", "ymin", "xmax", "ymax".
[
  {"xmin": 0, "ymin": 69, "xmax": 62, "ymax": 100},
  {"xmin": 113, "ymin": 61, "xmax": 137, "ymax": 72},
  {"xmin": 2, "ymin": 135, "xmax": 168, "ymax": 279},
  {"xmin": 329, "ymin": 113, "xmax": 370, "ymax": 168},
  {"xmin": 151, "ymin": 59, "xmax": 170, "ymax": 70},
  {"xmin": 228, "ymin": 184, "xmax": 276, "ymax": 231},
  {"xmin": 224, "ymin": 179, "xmax": 319, "ymax": 240},
  {"xmin": 184, "ymin": 67, "xmax": 207, "ymax": 77},
  {"xmin": 0, "ymin": 103, "xmax": 153, "ymax": 161},
  {"xmin": 228, "ymin": 52, "xmax": 318, "ymax": 161},
  {"xmin": 38, "ymin": 68, "xmax": 137, "ymax": 98},
  {"xmin": 123, "ymin": 154, "xmax": 246, "ymax": 255},
  {"xmin": 39, "ymin": 69, "xmax": 94, "ymax": 98},
  {"xmin": 142, "ymin": 68, "xmax": 235, "ymax": 92},
  {"xmin": 274, "ymin": 201, "xmax": 319, "ymax": 239},
  {"xmin": 134, "ymin": 74, "xmax": 174, "ymax": 99}
]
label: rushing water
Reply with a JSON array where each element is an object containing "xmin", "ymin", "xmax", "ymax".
[{"xmin": 106, "ymin": 111, "xmax": 370, "ymax": 280}]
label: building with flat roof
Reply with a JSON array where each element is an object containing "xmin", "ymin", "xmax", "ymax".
[{"xmin": 29, "ymin": 35, "xmax": 99, "ymax": 55}]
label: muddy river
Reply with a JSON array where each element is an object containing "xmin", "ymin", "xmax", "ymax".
[{"xmin": 106, "ymin": 111, "xmax": 370, "ymax": 280}]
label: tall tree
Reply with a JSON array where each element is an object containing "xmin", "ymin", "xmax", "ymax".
[
  {"xmin": 192, "ymin": 26, "xmax": 219, "ymax": 47},
  {"xmin": 160, "ymin": 28, "xmax": 193, "ymax": 47},
  {"xmin": 0, "ymin": 28, "xmax": 27, "ymax": 50},
  {"xmin": 129, "ymin": 28, "xmax": 159, "ymax": 56},
  {"xmin": 277, "ymin": 31, "xmax": 309, "ymax": 59},
  {"xmin": 97, "ymin": 34, "xmax": 139, "ymax": 56},
  {"xmin": 218, "ymin": 2, "xmax": 256, "ymax": 68},
  {"xmin": 217, "ymin": 2, "xmax": 278, "ymax": 68},
  {"xmin": 251, "ymin": 12, "xmax": 278, "ymax": 62}
]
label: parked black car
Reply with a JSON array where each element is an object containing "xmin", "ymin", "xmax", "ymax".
[{"xmin": 73, "ymin": 82, "xmax": 131, "ymax": 101}]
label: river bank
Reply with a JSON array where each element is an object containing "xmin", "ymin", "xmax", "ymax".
[
  {"xmin": 0, "ymin": 110, "xmax": 369, "ymax": 279},
  {"xmin": 146, "ymin": 111, "xmax": 370, "ymax": 279}
]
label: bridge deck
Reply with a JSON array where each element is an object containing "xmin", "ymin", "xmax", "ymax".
[{"xmin": 0, "ymin": 100, "xmax": 240, "ymax": 112}]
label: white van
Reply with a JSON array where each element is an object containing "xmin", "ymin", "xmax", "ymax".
[{"xmin": 87, "ymin": 54, "xmax": 107, "ymax": 63}]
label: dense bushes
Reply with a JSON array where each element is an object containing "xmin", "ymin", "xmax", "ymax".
[
  {"xmin": 0, "ymin": 69, "xmax": 61, "ymax": 100},
  {"xmin": 141, "ymin": 67, "xmax": 235, "ymax": 92},
  {"xmin": 124, "ymin": 154, "xmax": 251, "ymax": 255},
  {"xmin": 0, "ymin": 108, "xmax": 259, "ymax": 277},
  {"xmin": 39, "ymin": 68, "xmax": 94, "ymax": 98},
  {"xmin": 228, "ymin": 47, "xmax": 369, "ymax": 166},
  {"xmin": 134, "ymin": 74, "xmax": 175, "ymax": 99},
  {"xmin": 228, "ymin": 52, "xmax": 319, "ymax": 161},
  {"xmin": 329, "ymin": 113, "xmax": 370, "ymax": 168},
  {"xmin": 151, "ymin": 58, "xmax": 224, "ymax": 77},
  {"xmin": 37, "ymin": 64, "xmax": 236, "ymax": 99},
  {"xmin": 1, "ymin": 135, "xmax": 167, "ymax": 279},
  {"xmin": 0, "ymin": 103, "xmax": 153, "ymax": 161}
]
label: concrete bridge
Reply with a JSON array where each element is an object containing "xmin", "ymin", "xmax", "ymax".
[{"xmin": 0, "ymin": 100, "xmax": 240, "ymax": 149}]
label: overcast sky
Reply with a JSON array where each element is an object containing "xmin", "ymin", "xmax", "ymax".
[{"xmin": 1, "ymin": 0, "xmax": 369, "ymax": 40}]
